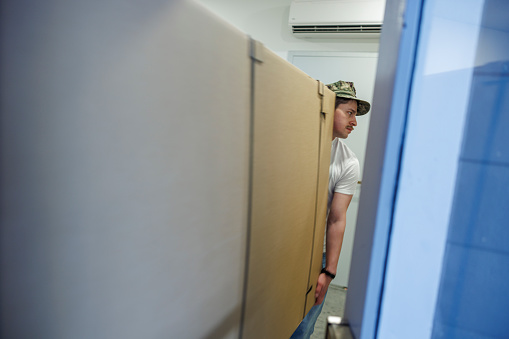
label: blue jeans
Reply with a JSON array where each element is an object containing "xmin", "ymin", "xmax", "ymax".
[
  {"xmin": 290, "ymin": 254, "xmax": 327, "ymax": 339},
  {"xmin": 289, "ymin": 293, "xmax": 327, "ymax": 338}
]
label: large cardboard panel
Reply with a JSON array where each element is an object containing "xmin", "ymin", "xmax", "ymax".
[
  {"xmin": 242, "ymin": 44, "xmax": 334, "ymax": 339},
  {"xmin": 1, "ymin": 1, "xmax": 250, "ymax": 338},
  {"xmin": 304, "ymin": 85, "xmax": 335, "ymax": 315},
  {"xmin": 1, "ymin": 0, "xmax": 336, "ymax": 337}
]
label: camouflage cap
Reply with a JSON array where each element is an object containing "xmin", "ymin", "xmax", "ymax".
[{"xmin": 326, "ymin": 80, "xmax": 371, "ymax": 116}]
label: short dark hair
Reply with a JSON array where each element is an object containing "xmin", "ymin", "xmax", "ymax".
[{"xmin": 335, "ymin": 96, "xmax": 355, "ymax": 109}]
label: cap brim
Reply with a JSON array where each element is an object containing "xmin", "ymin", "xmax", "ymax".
[
  {"xmin": 336, "ymin": 94, "xmax": 371, "ymax": 116},
  {"xmin": 356, "ymin": 100, "xmax": 370, "ymax": 116}
]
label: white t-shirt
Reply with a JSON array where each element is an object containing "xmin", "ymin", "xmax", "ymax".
[
  {"xmin": 324, "ymin": 138, "xmax": 360, "ymax": 251},
  {"xmin": 327, "ymin": 138, "xmax": 360, "ymax": 210}
]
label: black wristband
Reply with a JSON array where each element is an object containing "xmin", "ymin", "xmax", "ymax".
[{"xmin": 321, "ymin": 268, "xmax": 336, "ymax": 280}]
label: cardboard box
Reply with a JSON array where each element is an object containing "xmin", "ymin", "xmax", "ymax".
[
  {"xmin": 0, "ymin": 0, "xmax": 334, "ymax": 338},
  {"xmin": 242, "ymin": 41, "xmax": 334, "ymax": 339}
]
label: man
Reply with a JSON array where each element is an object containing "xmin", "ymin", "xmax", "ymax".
[{"xmin": 291, "ymin": 80, "xmax": 371, "ymax": 338}]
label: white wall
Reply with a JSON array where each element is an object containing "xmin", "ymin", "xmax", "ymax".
[{"xmin": 196, "ymin": 0, "xmax": 381, "ymax": 59}]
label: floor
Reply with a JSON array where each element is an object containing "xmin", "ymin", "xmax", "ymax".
[{"xmin": 311, "ymin": 284, "xmax": 349, "ymax": 339}]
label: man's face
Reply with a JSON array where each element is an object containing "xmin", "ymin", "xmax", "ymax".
[{"xmin": 333, "ymin": 100, "xmax": 358, "ymax": 139}]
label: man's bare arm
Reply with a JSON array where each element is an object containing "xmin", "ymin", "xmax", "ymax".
[{"xmin": 314, "ymin": 192, "xmax": 353, "ymax": 305}]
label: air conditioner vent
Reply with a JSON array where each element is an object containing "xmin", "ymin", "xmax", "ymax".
[
  {"xmin": 289, "ymin": 0, "xmax": 385, "ymax": 39},
  {"xmin": 292, "ymin": 24, "xmax": 382, "ymax": 35}
]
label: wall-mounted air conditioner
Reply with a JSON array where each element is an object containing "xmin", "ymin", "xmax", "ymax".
[{"xmin": 289, "ymin": 0, "xmax": 385, "ymax": 38}]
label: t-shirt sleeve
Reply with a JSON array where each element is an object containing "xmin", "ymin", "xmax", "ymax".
[{"xmin": 334, "ymin": 157, "xmax": 360, "ymax": 195}]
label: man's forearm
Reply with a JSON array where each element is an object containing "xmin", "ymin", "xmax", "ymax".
[{"xmin": 325, "ymin": 220, "xmax": 346, "ymax": 275}]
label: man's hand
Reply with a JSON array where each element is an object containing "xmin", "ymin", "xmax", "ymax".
[{"xmin": 314, "ymin": 272, "xmax": 332, "ymax": 306}]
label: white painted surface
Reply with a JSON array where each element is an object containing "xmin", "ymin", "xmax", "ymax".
[{"xmin": 196, "ymin": 0, "xmax": 381, "ymax": 55}]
